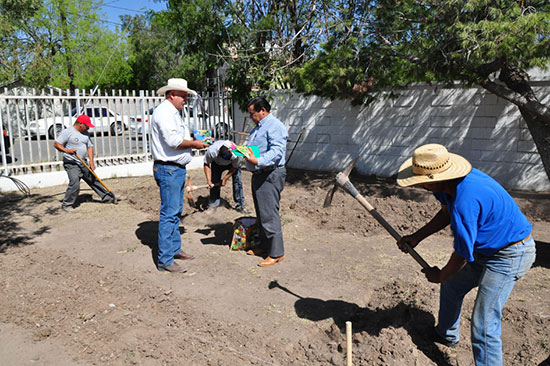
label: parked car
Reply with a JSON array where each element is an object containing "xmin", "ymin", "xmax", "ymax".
[
  {"xmin": 129, "ymin": 107, "xmax": 154, "ymax": 134},
  {"xmin": 129, "ymin": 105, "xmax": 231, "ymax": 138},
  {"xmin": 26, "ymin": 106, "xmax": 129, "ymax": 139}
]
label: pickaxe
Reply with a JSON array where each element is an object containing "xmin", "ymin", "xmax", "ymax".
[
  {"xmin": 323, "ymin": 157, "xmax": 430, "ymax": 270},
  {"xmin": 286, "ymin": 127, "xmax": 305, "ymax": 168},
  {"xmin": 185, "ymin": 177, "xmax": 220, "ymax": 207},
  {"xmin": 75, "ymin": 153, "xmax": 117, "ymax": 203}
]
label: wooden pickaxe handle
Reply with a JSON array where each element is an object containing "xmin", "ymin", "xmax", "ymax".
[
  {"xmin": 185, "ymin": 184, "xmax": 209, "ymax": 192},
  {"xmin": 185, "ymin": 182, "xmax": 221, "ymax": 193},
  {"xmin": 336, "ymin": 172, "xmax": 430, "ymax": 270},
  {"xmin": 75, "ymin": 153, "xmax": 112, "ymax": 194}
]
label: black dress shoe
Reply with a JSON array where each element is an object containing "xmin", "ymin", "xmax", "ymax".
[
  {"xmin": 174, "ymin": 252, "xmax": 195, "ymax": 260},
  {"xmin": 246, "ymin": 248, "xmax": 265, "ymax": 256}
]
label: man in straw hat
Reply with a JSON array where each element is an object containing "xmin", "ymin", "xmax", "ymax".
[
  {"xmin": 151, "ymin": 78, "xmax": 210, "ymax": 273},
  {"xmin": 396, "ymin": 143, "xmax": 536, "ymax": 365}
]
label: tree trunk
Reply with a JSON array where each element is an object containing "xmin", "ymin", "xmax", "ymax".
[
  {"xmin": 518, "ymin": 107, "xmax": 550, "ymax": 185},
  {"xmin": 58, "ymin": 4, "xmax": 75, "ymax": 93},
  {"xmin": 479, "ymin": 66, "xmax": 550, "ymax": 184}
]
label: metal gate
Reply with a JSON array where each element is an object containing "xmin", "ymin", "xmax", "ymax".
[{"xmin": 0, "ymin": 88, "xmax": 234, "ymax": 176}]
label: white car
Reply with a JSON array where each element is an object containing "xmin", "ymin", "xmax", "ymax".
[
  {"xmin": 129, "ymin": 107, "xmax": 154, "ymax": 135},
  {"xmin": 129, "ymin": 105, "xmax": 232, "ymax": 138},
  {"xmin": 26, "ymin": 106, "xmax": 129, "ymax": 139}
]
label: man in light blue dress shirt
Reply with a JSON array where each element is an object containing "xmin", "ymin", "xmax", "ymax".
[{"xmin": 243, "ymin": 97, "xmax": 288, "ymax": 267}]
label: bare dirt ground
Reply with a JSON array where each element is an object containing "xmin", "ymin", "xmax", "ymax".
[{"xmin": 1, "ymin": 168, "xmax": 549, "ymax": 366}]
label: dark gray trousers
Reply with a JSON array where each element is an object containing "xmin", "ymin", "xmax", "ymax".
[
  {"xmin": 251, "ymin": 167, "xmax": 286, "ymax": 258},
  {"xmin": 62, "ymin": 158, "xmax": 111, "ymax": 208}
]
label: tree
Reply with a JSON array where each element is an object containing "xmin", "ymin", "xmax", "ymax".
[
  {"xmin": 0, "ymin": 0, "xmax": 42, "ymax": 83},
  {"xmin": 0, "ymin": 0, "xmax": 132, "ymax": 91},
  {"xmin": 223, "ymin": 0, "xmax": 328, "ymax": 105},
  {"xmin": 132, "ymin": 0, "xmax": 231, "ymax": 92},
  {"xmin": 294, "ymin": 0, "xmax": 550, "ymax": 182},
  {"xmin": 121, "ymin": 13, "xmax": 168, "ymax": 91}
]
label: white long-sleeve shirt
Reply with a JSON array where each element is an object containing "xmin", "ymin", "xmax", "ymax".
[{"xmin": 151, "ymin": 99, "xmax": 193, "ymax": 166}]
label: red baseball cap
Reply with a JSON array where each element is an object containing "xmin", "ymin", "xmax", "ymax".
[{"xmin": 76, "ymin": 114, "xmax": 95, "ymax": 128}]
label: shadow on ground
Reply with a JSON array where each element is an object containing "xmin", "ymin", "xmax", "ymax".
[
  {"xmin": 0, "ymin": 191, "xmax": 62, "ymax": 253},
  {"xmin": 135, "ymin": 220, "xmax": 187, "ymax": 265},
  {"xmin": 268, "ymin": 280, "xmax": 453, "ymax": 366},
  {"xmin": 286, "ymin": 168, "xmax": 433, "ymax": 203},
  {"xmin": 197, "ymin": 222, "xmax": 234, "ymax": 246},
  {"xmin": 534, "ymin": 241, "xmax": 550, "ymax": 269}
]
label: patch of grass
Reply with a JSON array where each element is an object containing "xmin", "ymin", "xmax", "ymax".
[
  {"xmin": 247, "ymin": 266, "xmax": 262, "ymax": 278},
  {"xmin": 344, "ymin": 264, "xmax": 369, "ymax": 281},
  {"xmin": 281, "ymin": 215, "xmax": 293, "ymax": 225},
  {"xmin": 540, "ymin": 335, "xmax": 549, "ymax": 350},
  {"xmin": 125, "ymin": 351, "xmax": 135, "ymax": 361},
  {"xmin": 264, "ymin": 303, "xmax": 283, "ymax": 314}
]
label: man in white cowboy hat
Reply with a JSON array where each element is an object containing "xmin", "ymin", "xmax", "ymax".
[
  {"xmin": 396, "ymin": 143, "xmax": 536, "ymax": 366},
  {"xmin": 151, "ymin": 78, "xmax": 210, "ymax": 273}
]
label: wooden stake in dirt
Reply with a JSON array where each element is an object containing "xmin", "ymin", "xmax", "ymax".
[{"xmin": 346, "ymin": 321, "xmax": 352, "ymax": 366}]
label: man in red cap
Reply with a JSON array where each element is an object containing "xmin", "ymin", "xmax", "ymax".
[{"xmin": 53, "ymin": 114, "xmax": 118, "ymax": 211}]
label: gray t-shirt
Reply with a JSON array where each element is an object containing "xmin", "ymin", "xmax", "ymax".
[
  {"xmin": 204, "ymin": 140, "xmax": 241, "ymax": 168},
  {"xmin": 55, "ymin": 126, "xmax": 94, "ymax": 163}
]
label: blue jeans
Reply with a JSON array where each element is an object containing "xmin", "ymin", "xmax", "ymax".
[
  {"xmin": 437, "ymin": 236, "xmax": 536, "ymax": 366},
  {"xmin": 209, "ymin": 163, "xmax": 245, "ymax": 209},
  {"xmin": 153, "ymin": 163, "xmax": 187, "ymax": 268}
]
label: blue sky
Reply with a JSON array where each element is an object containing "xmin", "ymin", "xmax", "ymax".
[{"xmin": 100, "ymin": 0, "xmax": 167, "ymax": 29}]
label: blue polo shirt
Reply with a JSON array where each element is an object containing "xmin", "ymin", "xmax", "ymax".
[{"xmin": 434, "ymin": 169, "xmax": 532, "ymax": 262}]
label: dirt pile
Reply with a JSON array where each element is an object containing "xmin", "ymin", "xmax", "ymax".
[{"xmin": 0, "ymin": 168, "xmax": 549, "ymax": 365}]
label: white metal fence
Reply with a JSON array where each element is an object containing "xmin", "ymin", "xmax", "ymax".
[{"xmin": 0, "ymin": 88, "xmax": 234, "ymax": 176}]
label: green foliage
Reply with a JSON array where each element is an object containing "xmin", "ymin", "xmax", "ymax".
[
  {"xmin": 0, "ymin": 0, "xmax": 131, "ymax": 91},
  {"xmin": 3, "ymin": 0, "xmax": 548, "ymax": 104},
  {"xmin": 220, "ymin": 0, "xmax": 335, "ymax": 108},
  {"xmin": 0, "ymin": 0, "xmax": 42, "ymax": 82},
  {"xmin": 121, "ymin": 13, "xmax": 168, "ymax": 91},
  {"xmin": 145, "ymin": 0, "xmax": 230, "ymax": 91},
  {"xmin": 294, "ymin": 0, "xmax": 550, "ymax": 101}
]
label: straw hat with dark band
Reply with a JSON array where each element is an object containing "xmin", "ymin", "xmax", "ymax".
[{"xmin": 397, "ymin": 144, "xmax": 472, "ymax": 187}]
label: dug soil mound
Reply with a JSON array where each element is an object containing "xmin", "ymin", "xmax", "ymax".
[{"xmin": 1, "ymin": 168, "xmax": 549, "ymax": 365}]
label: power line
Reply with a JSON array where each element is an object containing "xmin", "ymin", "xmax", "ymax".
[
  {"xmin": 74, "ymin": 0, "xmax": 160, "ymax": 28},
  {"xmin": 102, "ymin": 3, "xmax": 151, "ymax": 14}
]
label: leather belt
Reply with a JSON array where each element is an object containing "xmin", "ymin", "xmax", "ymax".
[
  {"xmin": 505, "ymin": 233, "xmax": 532, "ymax": 248},
  {"xmin": 154, "ymin": 160, "xmax": 186, "ymax": 169},
  {"xmin": 253, "ymin": 165, "xmax": 285, "ymax": 175}
]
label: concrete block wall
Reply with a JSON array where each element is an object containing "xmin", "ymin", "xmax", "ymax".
[{"xmin": 235, "ymin": 84, "xmax": 550, "ymax": 192}]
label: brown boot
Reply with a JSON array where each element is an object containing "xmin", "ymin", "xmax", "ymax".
[
  {"xmin": 174, "ymin": 252, "xmax": 195, "ymax": 260},
  {"xmin": 158, "ymin": 262, "xmax": 187, "ymax": 273},
  {"xmin": 258, "ymin": 256, "xmax": 284, "ymax": 267}
]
